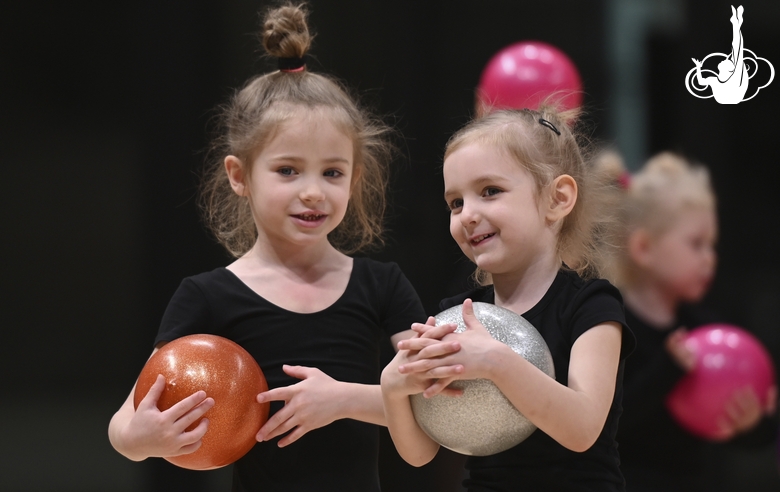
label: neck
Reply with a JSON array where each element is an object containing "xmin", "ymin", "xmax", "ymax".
[
  {"xmin": 622, "ymin": 281, "xmax": 679, "ymax": 328},
  {"xmin": 244, "ymin": 235, "xmax": 341, "ymax": 273},
  {"xmin": 491, "ymin": 255, "xmax": 560, "ymax": 315}
]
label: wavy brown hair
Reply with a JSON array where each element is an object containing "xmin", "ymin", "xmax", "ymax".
[
  {"xmin": 444, "ymin": 105, "xmax": 622, "ymax": 284},
  {"xmin": 200, "ymin": 2, "xmax": 394, "ymax": 257},
  {"xmin": 594, "ymin": 150, "xmax": 716, "ymax": 289}
]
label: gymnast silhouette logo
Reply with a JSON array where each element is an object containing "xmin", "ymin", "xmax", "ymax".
[{"xmin": 685, "ymin": 5, "xmax": 774, "ymax": 104}]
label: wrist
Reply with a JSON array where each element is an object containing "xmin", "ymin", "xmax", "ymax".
[
  {"xmin": 381, "ymin": 373, "xmax": 411, "ymax": 398},
  {"xmin": 115, "ymin": 428, "xmax": 149, "ymax": 462},
  {"xmin": 483, "ymin": 341, "xmax": 515, "ymax": 381}
]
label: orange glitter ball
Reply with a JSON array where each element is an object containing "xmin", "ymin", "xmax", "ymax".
[{"xmin": 134, "ymin": 334, "xmax": 269, "ymax": 470}]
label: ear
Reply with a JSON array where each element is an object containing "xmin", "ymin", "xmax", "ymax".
[
  {"xmin": 350, "ymin": 164, "xmax": 362, "ymax": 190},
  {"xmin": 224, "ymin": 155, "xmax": 247, "ymax": 196},
  {"xmin": 627, "ymin": 227, "xmax": 653, "ymax": 267},
  {"xmin": 545, "ymin": 174, "xmax": 577, "ymax": 223}
]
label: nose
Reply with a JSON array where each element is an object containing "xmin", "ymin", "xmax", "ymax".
[
  {"xmin": 459, "ymin": 201, "xmax": 480, "ymax": 229},
  {"xmin": 300, "ymin": 177, "xmax": 325, "ymax": 203}
]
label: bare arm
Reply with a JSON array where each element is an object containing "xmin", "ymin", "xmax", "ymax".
[
  {"xmin": 256, "ymin": 329, "xmax": 422, "ymax": 447},
  {"xmin": 414, "ymin": 300, "xmax": 623, "ymax": 452},
  {"xmin": 380, "ymin": 320, "xmax": 462, "ymax": 466},
  {"xmin": 381, "ymin": 379, "xmax": 441, "ymax": 466},
  {"xmin": 489, "ymin": 323, "xmax": 622, "ymax": 451}
]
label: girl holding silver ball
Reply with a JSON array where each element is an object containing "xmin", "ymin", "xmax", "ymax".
[{"xmin": 381, "ymin": 106, "xmax": 636, "ymax": 491}]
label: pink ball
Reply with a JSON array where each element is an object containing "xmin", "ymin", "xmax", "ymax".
[
  {"xmin": 476, "ymin": 41, "xmax": 583, "ymax": 113},
  {"xmin": 665, "ymin": 324, "xmax": 776, "ymax": 441}
]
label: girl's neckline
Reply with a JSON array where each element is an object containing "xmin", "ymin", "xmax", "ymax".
[
  {"xmin": 221, "ymin": 257, "xmax": 358, "ymax": 315},
  {"xmin": 488, "ymin": 267, "xmax": 564, "ymax": 319}
]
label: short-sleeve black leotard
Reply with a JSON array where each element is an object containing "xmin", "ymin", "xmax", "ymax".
[
  {"xmin": 439, "ymin": 268, "xmax": 635, "ymax": 492},
  {"xmin": 617, "ymin": 304, "xmax": 778, "ymax": 492},
  {"xmin": 154, "ymin": 257, "xmax": 426, "ymax": 492}
]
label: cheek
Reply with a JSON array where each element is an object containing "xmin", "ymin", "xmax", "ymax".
[
  {"xmin": 336, "ymin": 184, "xmax": 353, "ymax": 206},
  {"xmin": 449, "ymin": 216, "xmax": 462, "ymax": 241}
]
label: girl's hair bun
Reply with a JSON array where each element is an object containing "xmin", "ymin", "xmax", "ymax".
[{"xmin": 261, "ymin": 3, "xmax": 312, "ymax": 59}]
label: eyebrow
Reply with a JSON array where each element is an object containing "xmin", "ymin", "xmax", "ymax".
[
  {"xmin": 270, "ymin": 155, "xmax": 351, "ymax": 165},
  {"xmin": 443, "ymin": 174, "xmax": 510, "ymax": 199}
]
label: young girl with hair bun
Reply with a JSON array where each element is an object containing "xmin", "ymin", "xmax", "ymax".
[
  {"xmin": 602, "ymin": 151, "xmax": 778, "ymax": 492},
  {"xmin": 381, "ymin": 106, "xmax": 636, "ymax": 491},
  {"xmin": 108, "ymin": 3, "xmax": 439, "ymax": 491}
]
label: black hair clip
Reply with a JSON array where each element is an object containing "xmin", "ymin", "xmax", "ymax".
[
  {"xmin": 538, "ymin": 118, "xmax": 561, "ymax": 136},
  {"xmin": 278, "ymin": 57, "xmax": 305, "ymax": 72}
]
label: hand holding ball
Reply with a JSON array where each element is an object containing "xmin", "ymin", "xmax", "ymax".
[
  {"xmin": 665, "ymin": 324, "xmax": 776, "ymax": 441},
  {"xmin": 134, "ymin": 334, "xmax": 269, "ymax": 470},
  {"xmin": 410, "ymin": 302, "xmax": 554, "ymax": 456}
]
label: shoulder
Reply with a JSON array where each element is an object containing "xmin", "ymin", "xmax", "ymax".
[
  {"xmin": 554, "ymin": 269, "xmax": 636, "ymax": 358},
  {"xmin": 353, "ymin": 256, "xmax": 402, "ymax": 276},
  {"xmin": 352, "ymin": 257, "xmax": 417, "ymax": 287},
  {"xmin": 179, "ymin": 267, "xmax": 234, "ymax": 291},
  {"xmin": 556, "ymin": 269, "xmax": 623, "ymax": 306},
  {"xmin": 350, "ymin": 257, "xmax": 420, "ymax": 300},
  {"xmin": 168, "ymin": 267, "xmax": 242, "ymax": 304},
  {"xmin": 349, "ymin": 257, "xmax": 425, "ymax": 328}
]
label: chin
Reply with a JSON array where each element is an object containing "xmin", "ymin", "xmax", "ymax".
[
  {"xmin": 680, "ymin": 288, "xmax": 707, "ymax": 303},
  {"xmin": 474, "ymin": 259, "xmax": 507, "ymax": 277}
]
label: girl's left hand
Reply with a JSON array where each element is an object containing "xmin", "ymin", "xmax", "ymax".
[
  {"xmin": 255, "ymin": 365, "xmax": 341, "ymax": 447},
  {"xmin": 401, "ymin": 299, "xmax": 503, "ymax": 397}
]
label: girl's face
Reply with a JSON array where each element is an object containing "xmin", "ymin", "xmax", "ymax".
[
  {"xmin": 642, "ymin": 207, "xmax": 718, "ymax": 303},
  {"xmin": 443, "ymin": 143, "xmax": 555, "ymax": 275},
  {"xmin": 240, "ymin": 110, "xmax": 354, "ymax": 250}
]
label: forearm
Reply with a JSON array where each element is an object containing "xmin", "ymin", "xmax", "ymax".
[
  {"xmin": 382, "ymin": 392, "xmax": 440, "ymax": 466},
  {"xmin": 108, "ymin": 396, "xmax": 148, "ymax": 462},
  {"xmin": 488, "ymin": 345, "xmax": 614, "ymax": 452},
  {"xmin": 333, "ymin": 382, "xmax": 386, "ymax": 426}
]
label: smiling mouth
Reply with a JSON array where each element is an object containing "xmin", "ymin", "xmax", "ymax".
[
  {"xmin": 470, "ymin": 233, "xmax": 495, "ymax": 245},
  {"xmin": 294, "ymin": 213, "xmax": 327, "ymax": 221}
]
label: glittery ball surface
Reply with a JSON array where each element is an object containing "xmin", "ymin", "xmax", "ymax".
[
  {"xmin": 410, "ymin": 302, "xmax": 554, "ymax": 456},
  {"xmin": 133, "ymin": 334, "xmax": 269, "ymax": 469}
]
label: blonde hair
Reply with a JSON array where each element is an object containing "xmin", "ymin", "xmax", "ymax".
[
  {"xmin": 444, "ymin": 106, "xmax": 620, "ymax": 283},
  {"xmin": 200, "ymin": 2, "xmax": 394, "ymax": 257},
  {"xmin": 597, "ymin": 150, "xmax": 716, "ymax": 288}
]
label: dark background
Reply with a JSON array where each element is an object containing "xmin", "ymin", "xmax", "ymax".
[{"xmin": 1, "ymin": 0, "xmax": 778, "ymax": 490}]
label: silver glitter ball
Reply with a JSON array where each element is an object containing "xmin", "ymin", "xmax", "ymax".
[{"xmin": 410, "ymin": 302, "xmax": 555, "ymax": 456}]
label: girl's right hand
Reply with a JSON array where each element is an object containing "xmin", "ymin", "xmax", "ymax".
[
  {"xmin": 122, "ymin": 375, "xmax": 215, "ymax": 459},
  {"xmin": 665, "ymin": 328, "xmax": 696, "ymax": 371},
  {"xmin": 381, "ymin": 318, "xmax": 462, "ymax": 398}
]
